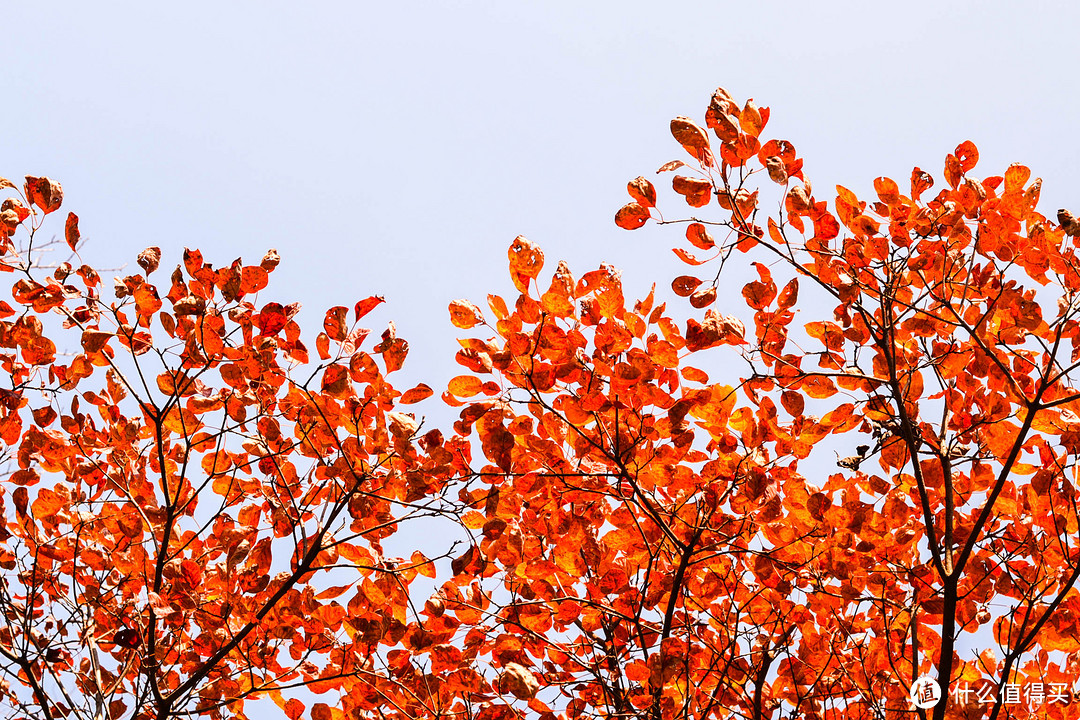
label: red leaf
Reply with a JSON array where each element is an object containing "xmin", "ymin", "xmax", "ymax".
[
  {"xmin": 685, "ymin": 311, "xmax": 745, "ymax": 351},
  {"xmin": 615, "ymin": 202, "xmax": 650, "ymax": 230},
  {"xmin": 689, "ymin": 286, "xmax": 716, "ymax": 308},
  {"xmin": 354, "ymin": 295, "xmax": 385, "ymax": 322},
  {"xmin": 113, "ymin": 628, "xmax": 141, "ymax": 649},
  {"xmin": 316, "ymin": 332, "xmax": 331, "ymax": 360},
  {"xmin": 508, "ymin": 236, "xmax": 545, "ymax": 292},
  {"xmin": 955, "ymin": 140, "xmax": 979, "ymax": 173},
  {"xmin": 64, "ymin": 213, "xmax": 80, "ymax": 252},
  {"xmin": 672, "ymin": 276, "xmax": 702, "ymax": 297},
  {"xmin": 137, "ymin": 247, "xmax": 161, "ymax": 274},
  {"xmin": 24, "ymin": 176, "xmax": 62, "ymax": 214},
  {"xmin": 670, "ymin": 117, "xmax": 714, "ymax": 165},
  {"xmin": 256, "ymin": 303, "xmax": 288, "ymax": 335},
  {"xmin": 324, "ymin": 306, "xmax": 349, "ymax": 342},
  {"xmin": 627, "ymin": 176, "xmax": 657, "ymax": 208},
  {"xmin": 672, "ymin": 176, "xmax": 712, "ymax": 207},
  {"xmin": 911, "ymin": 168, "xmax": 933, "ymax": 201},
  {"xmin": 673, "ymin": 247, "xmax": 708, "ymax": 266},
  {"xmin": 777, "ymin": 278, "xmax": 799, "ymax": 309},
  {"xmin": 686, "ymin": 223, "xmax": 715, "ymax": 250},
  {"xmin": 240, "ymin": 266, "xmax": 268, "ymax": 294},
  {"xmin": 400, "ymin": 383, "xmax": 434, "ymax": 404},
  {"xmin": 321, "ymin": 364, "xmax": 350, "ymax": 397},
  {"xmin": 284, "ymin": 699, "xmax": 305, "ymax": 720}
]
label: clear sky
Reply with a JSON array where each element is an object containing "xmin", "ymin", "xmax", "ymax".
[{"xmin": 5, "ymin": 0, "xmax": 1079, "ymax": 400}]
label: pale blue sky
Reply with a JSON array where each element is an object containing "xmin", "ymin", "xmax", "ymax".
[{"xmin": 3, "ymin": 0, "xmax": 1078, "ymax": 395}]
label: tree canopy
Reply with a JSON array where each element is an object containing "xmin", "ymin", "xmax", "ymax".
[{"xmin": 2, "ymin": 87, "xmax": 1080, "ymax": 720}]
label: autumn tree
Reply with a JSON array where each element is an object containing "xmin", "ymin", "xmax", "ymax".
[
  {"xmin": 0, "ymin": 176, "xmax": 476, "ymax": 720},
  {"xmin": 8, "ymin": 84, "xmax": 1080, "ymax": 720},
  {"xmin": 415, "ymin": 88, "xmax": 1080, "ymax": 720}
]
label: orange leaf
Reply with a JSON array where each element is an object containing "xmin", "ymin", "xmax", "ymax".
[
  {"xmin": 380, "ymin": 337, "xmax": 408, "ymax": 373},
  {"xmin": 1004, "ymin": 163, "xmax": 1031, "ymax": 194},
  {"xmin": 412, "ymin": 550, "xmax": 436, "ymax": 578},
  {"xmin": 508, "ymin": 236, "xmax": 545, "ymax": 292},
  {"xmin": 311, "ymin": 703, "xmax": 345, "ymax": 720},
  {"xmin": 673, "ymin": 247, "xmax": 708, "ymax": 266},
  {"xmin": 800, "ymin": 375, "xmax": 837, "ymax": 399},
  {"xmin": 448, "ymin": 375, "xmax": 483, "ymax": 397},
  {"xmin": 449, "ymin": 299, "xmax": 484, "ymax": 328},
  {"xmin": 777, "ymin": 278, "xmax": 799, "ymax": 309},
  {"xmin": 873, "ymin": 177, "xmax": 900, "ymax": 206},
  {"xmin": 911, "ymin": 168, "xmax": 933, "ymax": 201},
  {"xmin": 768, "ymin": 217, "xmax": 784, "ymax": 245},
  {"xmin": 955, "ymin": 140, "xmax": 979, "ymax": 173},
  {"xmin": 24, "ymin": 176, "xmax": 63, "ymax": 214},
  {"xmin": 615, "ymin": 202, "xmax": 650, "ymax": 230},
  {"xmin": 321, "ymin": 364, "xmax": 350, "ymax": 397},
  {"xmin": 647, "ymin": 337, "xmax": 679, "ymax": 367},
  {"xmin": 681, "ymin": 366, "xmax": 708, "ymax": 383},
  {"xmin": 672, "ymin": 276, "xmax": 702, "ymax": 297},
  {"xmin": 354, "ymin": 295, "xmax": 385, "ymax": 322},
  {"xmin": 323, "ymin": 306, "xmax": 349, "ymax": 342},
  {"xmin": 742, "ymin": 279, "xmax": 776, "ymax": 309},
  {"xmin": 488, "ymin": 294, "xmax": 509, "ymax": 320},
  {"xmin": 64, "ymin": 213, "xmax": 80, "ymax": 252},
  {"xmin": 626, "ymin": 661, "xmax": 651, "ymax": 682},
  {"xmin": 685, "ymin": 311, "xmax": 745, "ymax": 351},
  {"xmin": 672, "ymin": 176, "xmax": 711, "ymax": 207},
  {"xmin": 316, "ymin": 332, "xmax": 331, "ymax": 360},
  {"xmin": 240, "ymin": 265, "xmax": 268, "ymax": 294},
  {"xmin": 284, "ymin": 699, "xmax": 305, "ymax": 720},
  {"xmin": 686, "ymin": 223, "xmax": 715, "ymax": 250},
  {"xmin": 689, "ymin": 286, "xmax": 716, "ymax": 308},
  {"xmin": 670, "ymin": 117, "xmax": 714, "ymax": 165},
  {"xmin": 627, "ymin": 176, "xmax": 657, "ymax": 208},
  {"xmin": 400, "ymin": 383, "xmax": 434, "ymax": 404},
  {"xmin": 739, "ymin": 99, "xmax": 765, "ymax": 137},
  {"xmin": 31, "ymin": 488, "xmax": 66, "ymax": 519}
]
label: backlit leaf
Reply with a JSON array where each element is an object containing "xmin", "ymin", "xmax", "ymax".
[
  {"xmin": 627, "ymin": 176, "xmax": 657, "ymax": 208},
  {"xmin": 324, "ymin": 306, "xmax": 349, "ymax": 342},
  {"xmin": 448, "ymin": 375, "xmax": 483, "ymax": 397},
  {"xmin": 354, "ymin": 295, "xmax": 385, "ymax": 321},
  {"xmin": 449, "ymin": 299, "xmax": 484, "ymax": 328},
  {"xmin": 25, "ymin": 176, "xmax": 63, "ymax": 214},
  {"xmin": 400, "ymin": 383, "xmax": 434, "ymax": 404},
  {"xmin": 686, "ymin": 222, "xmax": 715, "ymax": 249},
  {"xmin": 615, "ymin": 202, "xmax": 650, "ymax": 230},
  {"xmin": 670, "ymin": 117, "xmax": 714, "ymax": 165},
  {"xmin": 508, "ymin": 236, "xmax": 545, "ymax": 292},
  {"xmin": 64, "ymin": 213, "xmax": 80, "ymax": 252}
]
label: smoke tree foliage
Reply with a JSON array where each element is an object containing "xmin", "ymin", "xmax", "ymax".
[{"xmin": 3, "ymin": 86, "xmax": 1080, "ymax": 720}]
